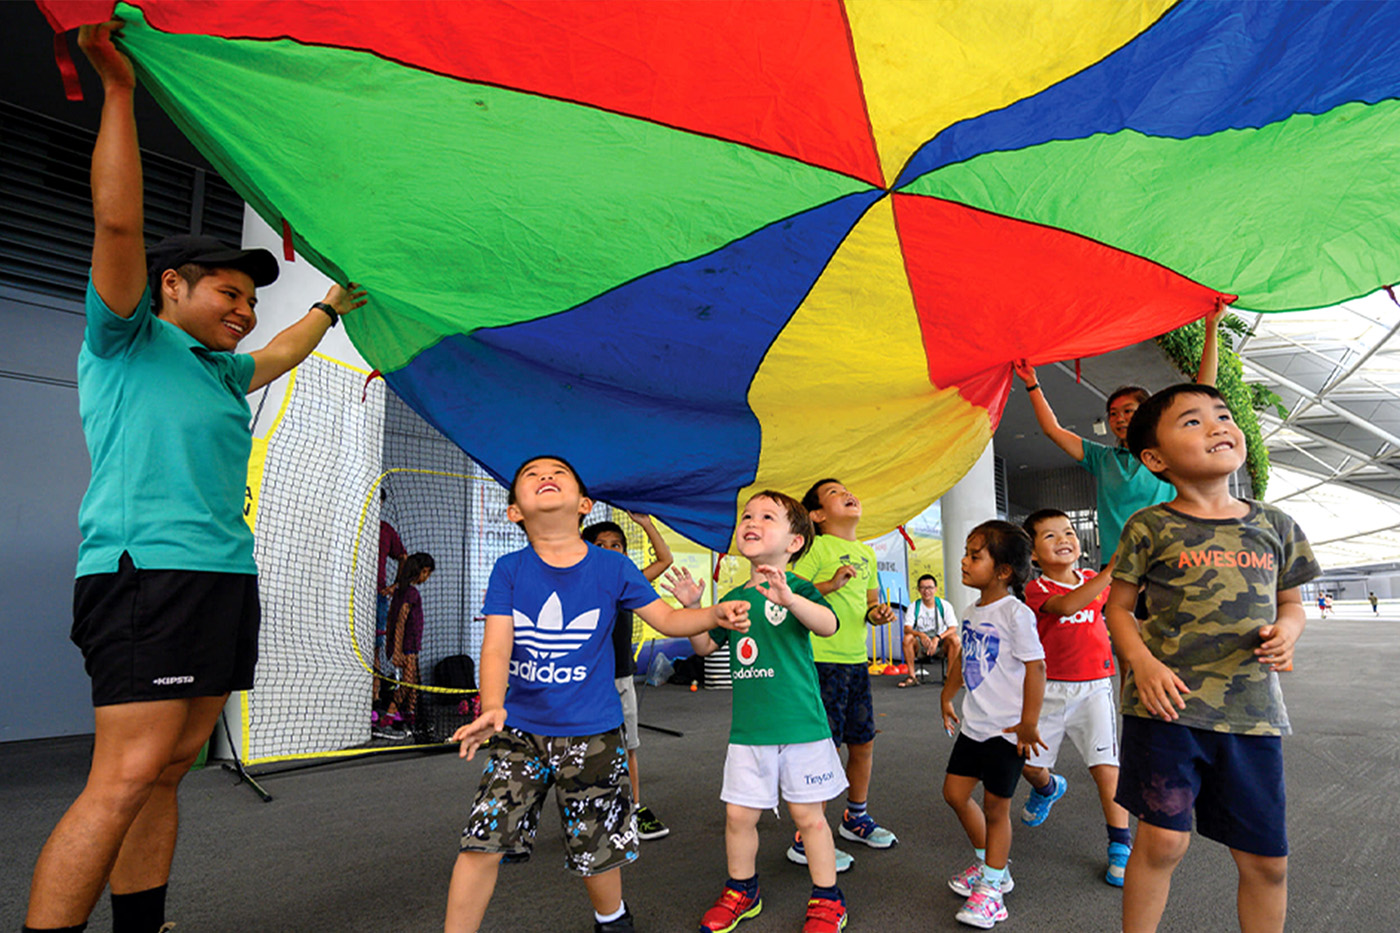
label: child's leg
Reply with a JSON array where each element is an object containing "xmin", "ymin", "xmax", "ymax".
[
  {"xmin": 787, "ymin": 802, "xmax": 836, "ymax": 888},
  {"xmin": 1231, "ymin": 850, "xmax": 1287, "ymax": 933},
  {"xmin": 626, "ymin": 748, "xmax": 641, "ymax": 803},
  {"xmin": 981, "ymin": 791, "xmax": 1012, "ymax": 870},
  {"xmin": 724, "ymin": 803, "xmax": 763, "ymax": 880},
  {"xmin": 403, "ymin": 654, "xmax": 420, "ymax": 721},
  {"xmin": 444, "ymin": 850, "xmax": 501, "ymax": 933},
  {"xmin": 1122, "ymin": 822, "xmax": 1190, "ymax": 933},
  {"xmin": 582, "ymin": 867, "xmax": 624, "ymax": 918},
  {"xmin": 943, "ymin": 773, "xmax": 985, "ymax": 850},
  {"xmin": 1089, "ymin": 764, "xmax": 1130, "ymax": 829},
  {"xmin": 845, "ymin": 740, "xmax": 873, "ymax": 801}
]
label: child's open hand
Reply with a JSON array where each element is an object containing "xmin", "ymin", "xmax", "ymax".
[
  {"xmin": 829, "ymin": 565, "xmax": 857, "ymax": 590},
  {"xmin": 452, "ymin": 707, "xmax": 506, "ymax": 760},
  {"xmin": 1206, "ymin": 295, "xmax": 1231, "ymax": 327},
  {"xmin": 713, "ymin": 600, "xmax": 750, "ymax": 633},
  {"xmin": 1255, "ymin": 619, "xmax": 1302, "ymax": 670},
  {"xmin": 661, "ymin": 567, "xmax": 704, "ymax": 608},
  {"xmin": 628, "ymin": 511, "xmax": 654, "ymax": 527},
  {"xmin": 323, "ymin": 282, "xmax": 368, "ymax": 318},
  {"xmin": 1004, "ymin": 721, "xmax": 1048, "ymax": 758},
  {"xmin": 751, "ymin": 564, "xmax": 794, "ymax": 607},
  {"xmin": 1132, "ymin": 655, "xmax": 1191, "ymax": 720},
  {"xmin": 1013, "ymin": 359, "xmax": 1037, "ymax": 386}
]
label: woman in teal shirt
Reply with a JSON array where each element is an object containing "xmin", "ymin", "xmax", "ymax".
[{"xmin": 1011, "ymin": 304, "xmax": 1224, "ymax": 567}]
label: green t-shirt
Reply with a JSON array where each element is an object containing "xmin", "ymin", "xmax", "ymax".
[
  {"xmin": 710, "ymin": 574, "xmax": 833, "ymax": 745},
  {"xmin": 1113, "ymin": 501, "xmax": 1320, "ymax": 736},
  {"xmin": 793, "ymin": 534, "xmax": 877, "ymax": 664},
  {"xmin": 1080, "ymin": 439, "xmax": 1174, "ymax": 563}
]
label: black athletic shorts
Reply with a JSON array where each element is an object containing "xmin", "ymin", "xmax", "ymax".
[
  {"xmin": 72, "ymin": 552, "xmax": 261, "ymax": 706},
  {"xmin": 946, "ymin": 733, "xmax": 1026, "ymax": 799}
]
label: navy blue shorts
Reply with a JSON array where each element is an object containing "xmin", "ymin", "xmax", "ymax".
[
  {"xmin": 815, "ymin": 662, "xmax": 876, "ymax": 746},
  {"xmin": 1116, "ymin": 716, "xmax": 1288, "ymax": 857},
  {"xmin": 946, "ymin": 733, "xmax": 1025, "ymax": 799}
]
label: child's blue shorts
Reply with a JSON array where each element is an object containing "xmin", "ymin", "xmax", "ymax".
[
  {"xmin": 1116, "ymin": 715, "xmax": 1287, "ymax": 857},
  {"xmin": 815, "ymin": 661, "xmax": 876, "ymax": 746}
]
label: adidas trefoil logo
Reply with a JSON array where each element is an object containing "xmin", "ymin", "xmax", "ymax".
[{"xmin": 513, "ymin": 592, "xmax": 600, "ymax": 660}]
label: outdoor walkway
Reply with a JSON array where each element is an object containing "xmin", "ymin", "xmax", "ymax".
[{"xmin": 2, "ymin": 616, "xmax": 1393, "ymax": 931}]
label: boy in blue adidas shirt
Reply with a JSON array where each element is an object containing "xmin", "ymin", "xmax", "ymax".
[{"xmin": 445, "ymin": 456, "xmax": 750, "ymax": 933}]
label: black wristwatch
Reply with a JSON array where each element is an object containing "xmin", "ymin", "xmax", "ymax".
[{"xmin": 312, "ymin": 301, "xmax": 340, "ymax": 327}]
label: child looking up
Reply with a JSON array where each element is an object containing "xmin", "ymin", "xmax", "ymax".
[
  {"xmin": 788, "ymin": 479, "xmax": 899, "ymax": 870},
  {"xmin": 583, "ymin": 514, "xmax": 674, "ymax": 840},
  {"xmin": 1018, "ymin": 510, "xmax": 1131, "ymax": 886},
  {"xmin": 446, "ymin": 456, "xmax": 750, "ymax": 933},
  {"xmin": 1109, "ymin": 385, "xmax": 1319, "ymax": 933},
  {"xmin": 381, "ymin": 552, "xmax": 436, "ymax": 739},
  {"xmin": 940, "ymin": 521, "xmax": 1045, "ymax": 930},
  {"xmin": 1012, "ymin": 300, "xmax": 1225, "ymax": 566},
  {"xmin": 668, "ymin": 491, "xmax": 847, "ymax": 933}
]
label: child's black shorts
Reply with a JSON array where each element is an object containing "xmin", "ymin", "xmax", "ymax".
[
  {"xmin": 947, "ymin": 733, "xmax": 1026, "ymax": 799},
  {"xmin": 72, "ymin": 552, "xmax": 261, "ymax": 706}
]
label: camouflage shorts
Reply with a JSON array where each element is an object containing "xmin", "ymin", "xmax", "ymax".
[{"xmin": 460, "ymin": 726, "xmax": 638, "ymax": 876}]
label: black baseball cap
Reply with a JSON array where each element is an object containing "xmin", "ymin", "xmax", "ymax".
[{"xmin": 146, "ymin": 234, "xmax": 280, "ymax": 297}]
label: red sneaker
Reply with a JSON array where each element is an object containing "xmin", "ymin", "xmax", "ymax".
[
  {"xmin": 698, "ymin": 886, "xmax": 762, "ymax": 933},
  {"xmin": 802, "ymin": 894, "xmax": 848, "ymax": 933}
]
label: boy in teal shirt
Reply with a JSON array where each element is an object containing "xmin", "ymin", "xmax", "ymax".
[
  {"xmin": 791, "ymin": 479, "xmax": 899, "ymax": 864},
  {"xmin": 669, "ymin": 491, "xmax": 848, "ymax": 933}
]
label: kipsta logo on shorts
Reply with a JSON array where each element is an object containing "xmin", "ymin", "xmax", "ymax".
[
  {"xmin": 736, "ymin": 637, "xmax": 759, "ymax": 666},
  {"xmin": 513, "ymin": 592, "xmax": 599, "ymax": 659}
]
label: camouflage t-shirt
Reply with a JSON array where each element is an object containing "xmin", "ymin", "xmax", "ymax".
[{"xmin": 1113, "ymin": 501, "xmax": 1320, "ymax": 736}]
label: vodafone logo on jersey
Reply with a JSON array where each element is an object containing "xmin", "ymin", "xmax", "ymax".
[{"xmin": 731, "ymin": 636, "xmax": 776, "ymax": 680}]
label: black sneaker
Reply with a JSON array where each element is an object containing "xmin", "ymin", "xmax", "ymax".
[
  {"xmin": 635, "ymin": 804, "xmax": 670, "ymax": 841},
  {"xmin": 595, "ymin": 905, "xmax": 634, "ymax": 933}
]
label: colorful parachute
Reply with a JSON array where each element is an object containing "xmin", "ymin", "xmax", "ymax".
[{"xmin": 37, "ymin": 0, "xmax": 1400, "ymax": 549}]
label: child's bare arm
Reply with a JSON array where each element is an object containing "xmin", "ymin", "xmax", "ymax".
[
  {"xmin": 939, "ymin": 654, "xmax": 964, "ymax": 734},
  {"xmin": 636, "ymin": 598, "xmax": 749, "ymax": 638},
  {"xmin": 752, "ymin": 564, "xmax": 837, "ymax": 636},
  {"xmin": 631, "ymin": 513, "xmax": 674, "ymax": 582},
  {"xmin": 688, "ymin": 633, "xmax": 719, "ymax": 657},
  {"xmin": 1106, "ymin": 579, "xmax": 1190, "ymax": 720},
  {"xmin": 1014, "ymin": 359, "xmax": 1085, "ymax": 462},
  {"xmin": 812, "ymin": 565, "xmax": 857, "ymax": 595},
  {"xmin": 1004, "ymin": 659, "xmax": 1048, "ymax": 757},
  {"xmin": 864, "ymin": 588, "xmax": 897, "ymax": 625},
  {"xmin": 80, "ymin": 21, "xmax": 146, "ymax": 318},
  {"xmin": 1040, "ymin": 561, "xmax": 1116, "ymax": 617},
  {"xmin": 1256, "ymin": 586, "xmax": 1306, "ymax": 671},
  {"xmin": 452, "ymin": 614, "xmax": 512, "ymax": 759},
  {"xmin": 1195, "ymin": 297, "xmax": 1229, "ymax": 387}
]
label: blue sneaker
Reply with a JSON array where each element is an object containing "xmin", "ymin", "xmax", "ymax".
[
  {"xmin": 1105, "ymin": 842, "xmax": 1130, "ymax": 887},
  {"xmin": 838, "ymin": 810, "xmax": 898, "ymax": 848},
  {"xmin": 1020, "ymin": 774, "xmax": 1067, "ymax": 827},
  {"xmin": 786, "ymin": 833, "xmax": 854, "ymax": 872}
]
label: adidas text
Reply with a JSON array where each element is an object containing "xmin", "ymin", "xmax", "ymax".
[{"xmin": 510, "ymin": 659, "xmax": 589, "ymax": 684}]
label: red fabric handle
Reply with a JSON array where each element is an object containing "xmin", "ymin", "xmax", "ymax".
[
  {"xmin": 897, "ymin": 524, "xmax": 916, "ymax": 550},
  {"xmin": 54, "ymin": 30, "xmax": 84, "ymax": 101},
  {"xmin": 281, "ymin": 218, "xmax": 296, "ymax": 262},
  {"xmin": 361, "ymin": 370, "xmax": 382, "ymax": 403}
]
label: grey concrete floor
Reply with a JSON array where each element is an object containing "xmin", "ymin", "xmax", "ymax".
[{"xmin": 2, "ymin": 616, "xmax": 1393, "ymax": 932}]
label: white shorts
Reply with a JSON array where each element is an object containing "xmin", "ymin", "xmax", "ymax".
[
  {"xmin": 615, "ymin": 676, "xmax": 640, "ymax": 751},
  {"xmin": 1027, "ymin": 678, "xmax": 1119, "ymax": 770},
  {"xmin": 721, "ymin": 739, "xmax": 848, "ymax": 809}
]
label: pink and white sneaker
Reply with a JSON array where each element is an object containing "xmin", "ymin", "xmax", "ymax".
[{"xmin": 955, "ymin": 883, "xmax": 1008, "ymax": 929}]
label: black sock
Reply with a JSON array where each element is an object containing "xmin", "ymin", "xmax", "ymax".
[
  {"xmin": 726, "ymin": 874, "xmax": 759, "ymax": 898},
  {"xmin": 22, "ymin": 926, "xmax": 87, "ymax": 932},
  {"xmin": 811, "ymin": 883, "xmax": 844, "ymax": 903},
  {"xmin": 110, "ymin": 884, "xmax": 166, "ymax": 933},
  {"xmin": 1108, "ymin": 824, "xmax": 1133, "ymax": 847}
]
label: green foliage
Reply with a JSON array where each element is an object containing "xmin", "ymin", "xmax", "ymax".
[{"xmin": 1157, "ymin": 317, "xmax": 1271, "ymax": 497}]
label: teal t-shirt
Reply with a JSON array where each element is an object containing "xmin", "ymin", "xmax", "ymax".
[
  {"xmin": 1080, "ymin": 439, "xmax": 1174, "ymax": 563},
  {"xmin": 76, "ymin": 278, "xmax": 258, "ymax": 576},
  {"xmin": 793, "ymin": 534, "xmax": 877, "ymax": 664},
  {"xmin": 710, "ymin": 573, "xmax": 833, "ymax": 746}
]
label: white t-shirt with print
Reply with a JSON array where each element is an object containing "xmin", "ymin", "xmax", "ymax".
[
  {"xmin": 957, "ymin": 595, "xmax": 1045, "ymax": 744},
  {"xmin": 909, "ymin": 597, "xmax": 955, "ymax": 636}
]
